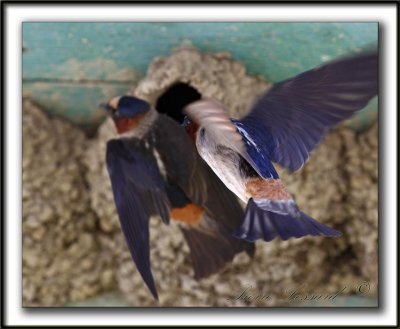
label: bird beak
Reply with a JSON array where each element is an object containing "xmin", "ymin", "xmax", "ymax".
[{"xmin": 100, "ymin": 102, "xmax": 115, "ymax": 116}]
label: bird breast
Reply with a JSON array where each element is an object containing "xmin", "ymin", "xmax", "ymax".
[{"xmin": 196, "ymin": 131, "xmax": 248, "ymax": 203}]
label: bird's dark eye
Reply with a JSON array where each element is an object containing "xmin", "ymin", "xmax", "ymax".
[
  {"xmin": 108, "ymin": 106, "xmax": 120, "ymax": 116},
  {"xmin": 182, "ymin": 116, "xmax": 191, "ymax": 127}
]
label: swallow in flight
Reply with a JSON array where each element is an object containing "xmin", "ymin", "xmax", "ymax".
[
  {"xmin": 184, "ymin": 50, "xmax": 378, "ymax": 243},
  {"xmin": 101, "ymin": 96, "xmax": 254, "ymax": 299}
]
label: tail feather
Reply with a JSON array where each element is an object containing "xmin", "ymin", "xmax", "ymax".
[
  {"xmin": 181, "ymin": 227, "xmax": 254, "ymax": 280},
  {"xmin": 233, "ymin": 198, "xmax": 341, "ymax": 242}
]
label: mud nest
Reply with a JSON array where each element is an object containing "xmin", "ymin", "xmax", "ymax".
[
  {"xmin": 22, "ymin": 99, "xmax": 116, "ymax": 306},
  {"xmin": 23, "ymin": 48, "xmax": 378, "ymax": 307}
]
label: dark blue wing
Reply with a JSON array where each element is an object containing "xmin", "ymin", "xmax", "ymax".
[
  {"xmin": 240, "ymin": 50, "xmax": 378, "ymax": 171},
  {"xmin": 233, "ymin": 120, "xmax": 279, "ymax": 179},
  {"xmin": 106, "ymin": 139, "xmax": 170, "ymax": 300},
  {"xmin": 234, "ymin": 199, "xmax": 341, "ymax": 242}
]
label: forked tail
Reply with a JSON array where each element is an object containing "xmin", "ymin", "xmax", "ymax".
[{"xmin": 233, "ymin": 198, "xmax": 342, "ymax": 242}]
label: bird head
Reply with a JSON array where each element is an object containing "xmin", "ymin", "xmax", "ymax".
[
  {"xmin": 100, "ymin": 95, "xmax": 151, "ymax": 134},
  {"xmin": 182, "ymin": 116, "xmax": 199, "ymax": 143}
]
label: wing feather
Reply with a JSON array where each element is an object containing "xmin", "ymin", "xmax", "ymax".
[
  {"xmin": 106, "ymin": 139, "xmax": 170, "ymax": 299},
  {"xmin": 241, "ymin": 50, "xmax": 378, "ymax": 171}
]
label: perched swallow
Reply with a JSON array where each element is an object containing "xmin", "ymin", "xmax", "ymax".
[
  {"xmin": 184, "ymin": 51, "xmax": 378, "ymax": 243},
  {"xmin": 101, "ymin": 96, "xmax": 254, "ymax": 300}
]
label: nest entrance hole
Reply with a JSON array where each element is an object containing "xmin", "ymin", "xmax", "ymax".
[{"xmin": 155, "ymin": 82, "xmax": 201, "ymax": 124}]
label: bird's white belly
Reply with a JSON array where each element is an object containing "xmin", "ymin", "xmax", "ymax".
[{"xmin": 197, "ymin": 143, "xmax": 249, "ymax": 203}]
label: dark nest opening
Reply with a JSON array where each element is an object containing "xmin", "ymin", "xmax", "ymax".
[{"xmin": 155, "ymin": 82, "xmax": 201, "ymax": 124}]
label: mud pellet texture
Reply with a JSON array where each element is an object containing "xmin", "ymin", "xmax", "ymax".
[{"xmin": 22, "ymin": 99, "xmax": 116, "ymax": 306}]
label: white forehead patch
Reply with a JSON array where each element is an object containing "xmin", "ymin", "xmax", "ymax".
[{"xmin": 109, "ymin": 96, "xmax": 121, "ymax": 109}]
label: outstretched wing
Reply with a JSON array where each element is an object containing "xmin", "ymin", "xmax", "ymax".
[
  {"xmin": 106, "ymin": 139, "xmax": 170, "ymax": 300},
  {"xmin": 240, "ymin": 50, "xmax": 378, "ymax": 171}
]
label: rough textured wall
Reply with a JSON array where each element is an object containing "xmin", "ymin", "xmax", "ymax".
[
  {"xmin": 23, "ymin": 48, "xmax": 378, "ymax": 307},
  {"xmin": 22, "ymin": 99, "xmax": 116, "ymax": 306}
]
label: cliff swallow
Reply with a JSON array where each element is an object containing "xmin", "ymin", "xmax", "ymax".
[
  {"xmin": 101, "ymin": 96, "xmax": 254, "ymax": 300},
  {"xmin": 184, "ymin": 50, "xmax": 378, "ymax": 243}
]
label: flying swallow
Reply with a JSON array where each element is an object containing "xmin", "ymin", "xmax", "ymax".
[
  {"xmin": 101, "ymin": 96, "xmax": 254, "ymax": 300},
  {"xmin": 184, "ymin": 50, "xmax": 378, "ymax": 243}
]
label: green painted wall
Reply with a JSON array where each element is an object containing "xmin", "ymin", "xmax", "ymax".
[{"xmin": 22, "ymin": 22, "xmax": 378, "ymax": 130}]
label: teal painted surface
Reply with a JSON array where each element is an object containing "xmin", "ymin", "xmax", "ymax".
[
  {"xmin": 23, "ymin": 82, "xmax": 130, "ymax": 128},
  {"xmin": 22, "ymin": 22, "xmax": 378, "ymax": 130}
]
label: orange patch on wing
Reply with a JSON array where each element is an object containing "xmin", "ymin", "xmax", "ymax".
[
  {"xmin": 114, "ymin": 114, "xmax": 145, "ymax": 134},
  {"xmin": 170, "ymin": 203, "xmax": 204, "ymax": 225},
  {"xmin": 245, "ymin": 178, "xmax": 292, "ymax": 200}
]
